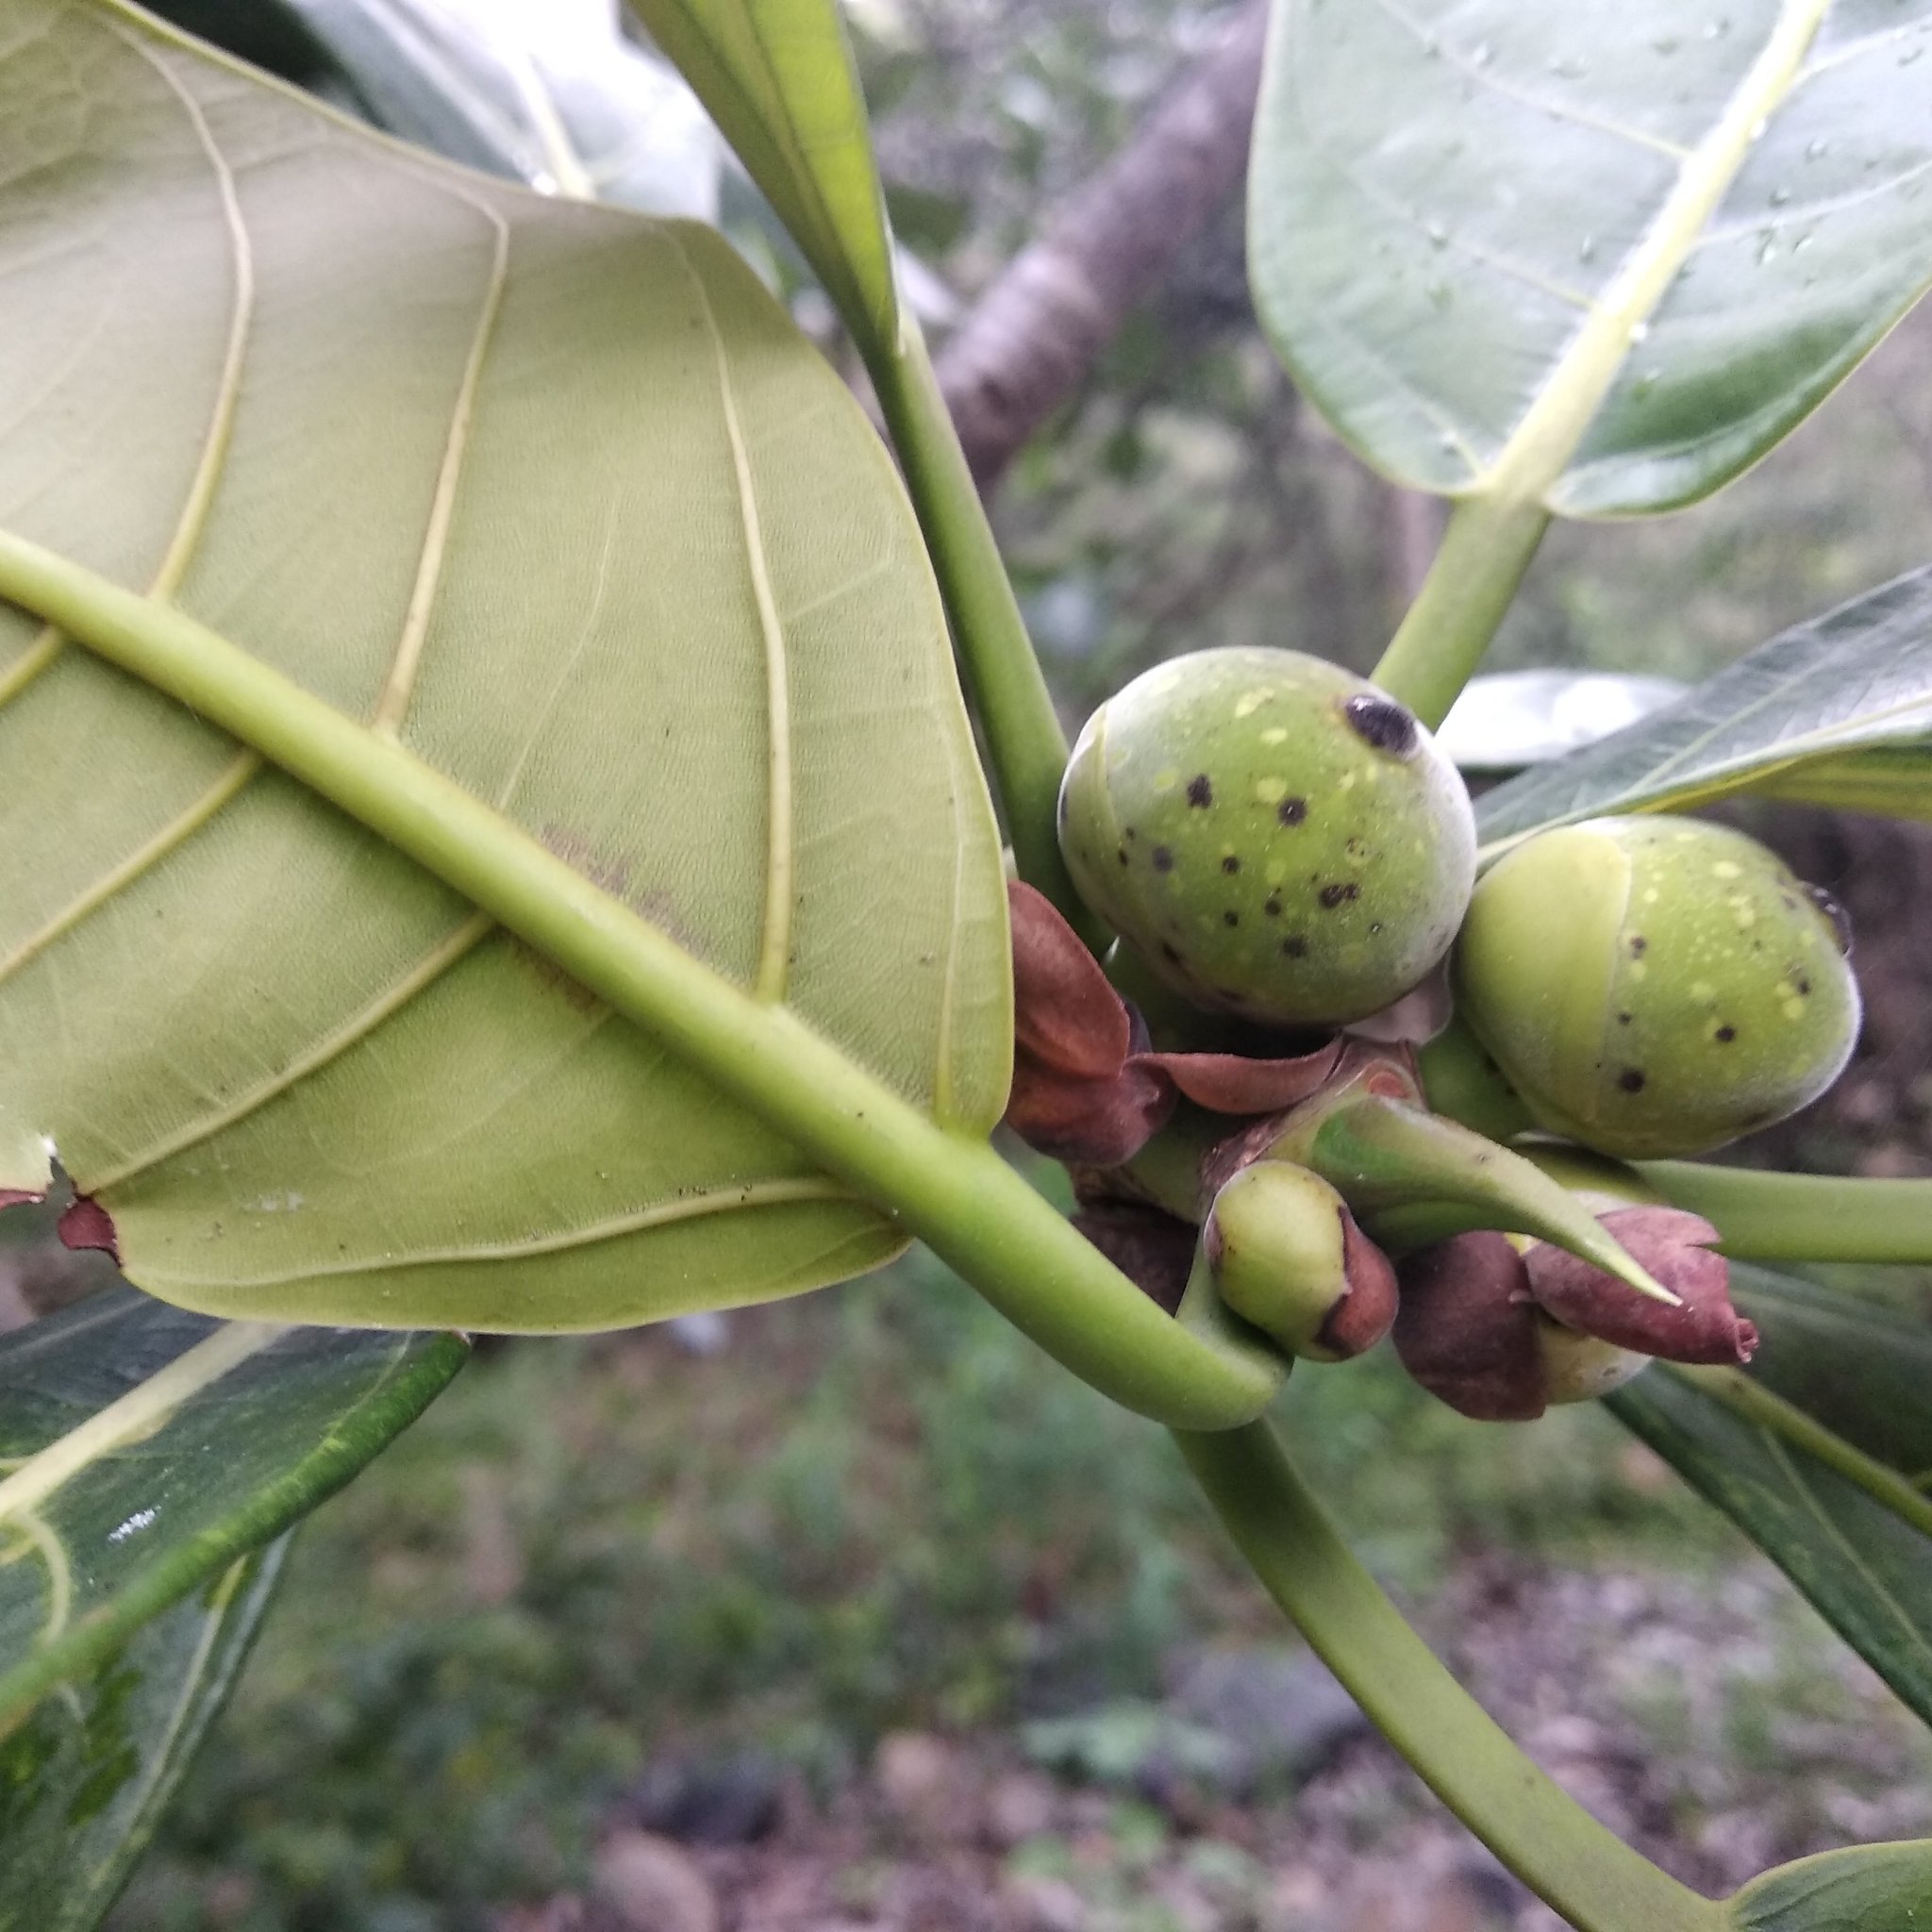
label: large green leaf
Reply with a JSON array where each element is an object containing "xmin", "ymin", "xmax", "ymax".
[
  {"xmin": 1607, "ymin": 1361, "xmax": 1932, "ymax": 1727},
  {"xmin": 625, "ymin": 0, "xmax": 899, "ymax": 355},
  {"xmin": 0, "ymin": 1, "xmax": 1008, "ymax": 1331},
  {"xmin": 1724, "ymin": 1840, "xmax": 1932, "ymax": 1929},
  {"xmin": 0, "ymin": 1289, "xmax": 465, "ymax": 1925},
  {"xmin": 1252, "ymin": 0, "xmax": 1932, "ymax": 516},
  {"xmin": 0, "ymin": 1541, "xmax": 286, "ymax": 1932},
  {"xmin": 1474, "ymin": 567, "xmax": 1932, "ymax": 852}
]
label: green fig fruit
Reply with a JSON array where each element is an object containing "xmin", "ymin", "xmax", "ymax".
[
  {"xmin": 1058, "ymin": 648, "xmax": 1476, "ymax": 1027},
  {"xmin": 1455, "ymin": 817, "xmax": 1859, "ymax": 1159}
]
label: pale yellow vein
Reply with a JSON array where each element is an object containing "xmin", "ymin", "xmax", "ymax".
[
  {"xmin": 371, "ymin": 200, "xmax": 511, "ymax": 736},
  {"xmin": 150, "ymin": 1176, "xmax": 863, "ymax": 1288},
  {"xmin": 670, "ymin": 232, "xmax": 795, "ymax": 1005},
  {"xmin": 108, "ymin": 23, "xmax": 258, "ymax": 602},
  {"xmin": 0, "ymin": 748, "xmax": 258, "ymax": 991},
  {"xmin": 0, "ymin": 626, "xmax": 61, "ymax": 709},
  {"xmin": 86, "ymin": 910, "xmax": 494, "ymax": 1194},
  {"xmin": 0, "ymin": 1509, "xmax": 71, "ymax": 1646},
  {"xmin": 0, "ymin": 1321, "xmax": 288, "ymax": 1531}
]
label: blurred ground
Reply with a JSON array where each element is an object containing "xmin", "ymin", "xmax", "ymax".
[{"xmin": 70, "ymin": 1247, "xmax": 1929, "ymax": 1932}]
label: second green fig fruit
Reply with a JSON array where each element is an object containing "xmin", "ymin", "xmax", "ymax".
[{"xmin": 1454, "ymin": 817, "xmax": 1859, "ymax": 1158}]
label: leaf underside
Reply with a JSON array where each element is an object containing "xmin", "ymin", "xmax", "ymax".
[
  {"xmin": 0, "ymin": 1, "xmax": 1008, "ymax": 1329},
  {"xmin": 1608, "ymin": 1266, "xmax": 1932, "ymax": 1730},
  {"xmin": 1474, "ymin": 566, "xmax": 1932, "ymax": 850},
  {"xmin": 1252, "ymin": 0, "xmax": 1932, "ymax": 514}
]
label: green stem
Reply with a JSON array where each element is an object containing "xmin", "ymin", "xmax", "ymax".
[
  {"xmin": 867, "ymin": 325, "xmax": 1103, "ymax": 945},
  {"xmin": 1370, "ymin": 493, "xmax": 1550, "ymax": 731},
  {"xmin": 1665, "ymin": 1364, "xmax": 1932, "ymax": 1537},
  {"xmin": 1641, "ymin": 1162, "xmax": 1932, "ymax": 1264},
  {"xmin": 1174, "ymin": 1421, "xmax": 1720, "ymax": 1932},
  {"xmin": 0, "ymin": 531, "xmax": 1279, "ymax": 1430}
]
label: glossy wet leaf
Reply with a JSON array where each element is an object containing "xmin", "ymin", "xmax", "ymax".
[
  {"xmin": 1607, "ymin": 1363, "xmax": 1932, "ymax": 1727},
  {"xmin": 626, "ymin": 0, "xmax": 899, "ymax": 353},
  {"xmin": 1251, "ymin": 0, "xmax": 1932, "ymax": 514},
  {"xmin": 1475, "ymin": 568, "xmax": 1932, "ymax": 852},
  {"xmin": 1724, "ymin": 1839, "xmax": 1932, "ymax": 1929},
  {"xmin": 1731, "ymin": 1264, "xmax": 1932, "ymax": 1483},
  {"xmin": 0, "ymin": 2, "xmax": 1008, "ymax": 1329},
  {"xmin": 1436, "ymin": 669, "xmax": 1687, "ymax": 773},
  {"xmin": 0, "ymin": 1288, "xmax": 463, "ymax": 1923},
  {"xmin": 0, "ymin": 1539, "xmax": 287, "ymax": 1932}
]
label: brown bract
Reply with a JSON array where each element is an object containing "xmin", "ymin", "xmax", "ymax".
[
  {"xmin": 1005, "ymin": 883, "xmax": 1342, "ymax": 1164},
  {"xmin": 1524, "ymin": 1207, "xmax": 1756, "ymax": 1365},
  {"xmin": 1071, "ymin": 1200, "xmax": 1199, "ymax": 1313},
  {"xmin": 1395, "ymin": 1208, "xmax": 1755, "ymax": 1422}
]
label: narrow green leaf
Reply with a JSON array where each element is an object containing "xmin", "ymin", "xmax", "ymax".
[
  {"xmin": 625, "ymin": 0, "xmax": 899, "ymax": 353},
  {"xmin": 1724, "ymin": 1840, "xmax": 1932, "ymax": 1930},
  {"xmin": 1607, "ymin": 1364, "xmax": 1932, "ymax": 1727},
  {"xmin": 0, "ymin": 1538, "xmax": 288, "ymax": 1932},
  {"xmin": 0, "ymin": 1290, "xmax": 466, "ymax": 1734},
  {"xmin": 1474, "ymin": 568, "xmax": 1932, "ymax": 853},
  {"xmin": 1730, "ymin": 1263, "xmax": 1932, "ymax": 1491},
  {"xmin": 1252, "ymin": 0, "xmax": 1932, "ymax": 516},
  {"xmin": 0, "ymin": 0, "xmax": 1010, "ymax": 1333},
  {"xmin": 0, "ymin": 1289, "xmax": 464, "ymax": 1924}
]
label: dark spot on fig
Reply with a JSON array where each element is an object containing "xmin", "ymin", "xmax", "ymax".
[
  {"xmin": 1344, "ymin": 837, "xmax": 1368, "ymax": 859},
  {"xmin": 1319, "ymin": 882, "xmax": 1360, "ymax": 909},
  {"xmin": 1368, "ymin": 921, "xmax": 1383, "ymax": 935},
  {"xmin": 1343, "ymin": 692, "xmax": 1418, "ymax": 757},
  {"xmin": 1806, "ymin": 883, "xmax": 1853, "ymax": 955},
  {"xmin": 1795, "ymin": 973, "xmax": 1811, "ymax": 996},
  {"xmin": 1780, "ymin": 891, "xmax": 1799, "ymax": 912},
  {"xmin": 1223, "ymin": 909, "xmax": 1240, "ymax": 927},
  {"xmin": 1160, "ymin": 942, "xmax": 1183, "ymax": 964},
  {"xmin": 1277, "ymin": 797, "xmax": 1307, "ymax": 826},
  {"xmin": 1264, "ymin": 896, "xmax": 1282, "ymax": 917},
  {"xmin": 1283, "ymin": 936, "xmax": 1308, "ymax": 958},
  {"xmin": 1221, "ymin": 855, "xmax": 1241, "ymax": 874},
  {"xmin": 1617, "ymin": 1068, "xmax": 1647, "ymax": 1093},
  {"xmin": 1117, "ymin": 846, "xmax": 1130, "ymax": 866},
  {"xmin": 1628, "ymin": 935, "xmax": 1647, "ymax": 958},
  {"xmin": 1124, "ymin": 825, "xmax": 1138, "ymax": 840},
  {"xmin": 1152, "ymin": 846, "xmax": 1174, "ymax": 873},
  {"xmin": 1716, "ymin": 1024, "xmax": 1737, "ymax": 1043},
  {"xmin": 1617, "ymin": 1011, "xmax": 1633, "ymax": 1026},
  {"xmin": 1187, "ymin": 774, "xmax": 1213, "ymax": 808}
]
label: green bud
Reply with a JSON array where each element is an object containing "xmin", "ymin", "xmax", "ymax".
[
  {"xmin": 1455, "ymin": 817, "xmax": 1859, "ymax": 1158},
  {"xmin": 1058, "ymin": 648, "xmax": 1476, "ymax": 1026},
  {"xmin": 1203, "ymin": 1160, "xmax": 1396, "ymax": 1361}
]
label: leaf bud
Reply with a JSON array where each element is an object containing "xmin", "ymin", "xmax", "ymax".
[{"xmin": 1203, "ymin": 1158, "xmax": 1397, "ymax": 1361}]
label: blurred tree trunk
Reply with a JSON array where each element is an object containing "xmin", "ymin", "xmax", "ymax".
[{"xmin": 936, "ymin": 0, "xmax": 1269, "ymax": 489}]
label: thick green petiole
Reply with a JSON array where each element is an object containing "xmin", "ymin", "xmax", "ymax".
[
  {"xmin": 1369, "ymin": 494, "xmax": 1550, "ymax": 731},
  {"xmin": 1174, "ymin": 1421, "xmax": 1719, "ymax": 1932},
  {"xmin": 0, "ymin": 531, "xmax": 1278, "ymax": 1430},
  {"xmin": 867, "ymin": 325, "xmax": 1103, "ymax": 947},
  {"xmin": 1640, "ymin": 1162, "xmax": 1932, "ymax": 1264}
]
